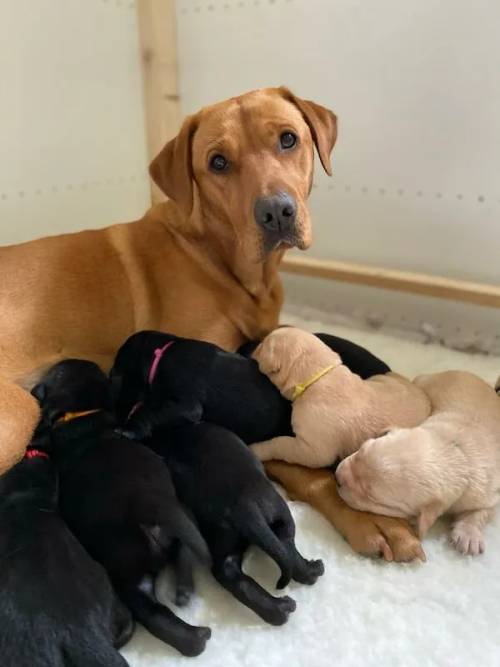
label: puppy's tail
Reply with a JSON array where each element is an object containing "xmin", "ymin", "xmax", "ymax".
[
  {"xmin": 234, "ymin": 503, "xmax": 293, "ymax": 589},
  {"xmin": 495, "ymin": 375, "xmax": 500, "ymax": 395},
  {"xmin": 142, "ymin": 516, "xmax": 210, "ymax": 566},
  {"xmin": 169, "ymin": 512, "xmax": 211, "ymax": 566}
]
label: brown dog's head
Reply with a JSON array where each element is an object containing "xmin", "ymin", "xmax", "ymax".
[{"xmin": 150, "ymin": 87, "xmax": 337, "ymax": 262}]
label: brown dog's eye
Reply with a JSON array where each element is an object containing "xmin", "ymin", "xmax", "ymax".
[
  {"xmin": 280, "ymin": 132, "xmax": 297, "ymax": 150},
  {"xmin": 209, "ymin": 154, "xmax": 228, "ymax": 172}
]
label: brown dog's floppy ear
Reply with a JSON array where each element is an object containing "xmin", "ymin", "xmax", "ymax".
[
  {"xmin": 280, "ymin": 87, "xmax": 337, "ymax": 176},
  {"xmin": 149, "ymin": 113, "xmax": 199, "ymax": 215}
]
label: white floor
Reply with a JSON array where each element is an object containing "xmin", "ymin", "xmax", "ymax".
[{"xmin": 122, "ymin": 314, "xmax": 500, "ymax": 667}]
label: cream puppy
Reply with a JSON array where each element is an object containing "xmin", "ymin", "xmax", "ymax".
[
  {"xmin": 250, "ymin": 327, "xmax": 431, "ymax": 467},
  {"xmin": 336, "ymin": 371, "xmax": 500, "ymax": 556}
]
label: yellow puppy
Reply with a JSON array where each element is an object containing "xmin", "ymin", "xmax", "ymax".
[
  {"xmin": 251, "ymin": 327, "xmax": 431, "ymax": 467},
  {"xmin": 336, "ymin": 371, "xmax": 500, "ymax": 556}
]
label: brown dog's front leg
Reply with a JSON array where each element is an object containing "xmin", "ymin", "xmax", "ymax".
[
  {"xmin": 264, "ymin": 461, "xmax": 426, "ymax": 563},
  {"xmin": 0, "ymin": 378, "xmax": 41, "ymax": 475}
]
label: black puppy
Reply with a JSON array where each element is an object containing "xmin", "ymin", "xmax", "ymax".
[
  {"xmin": 32, "ymin": 360, "xmax": 212, "ymax": 658},
  {"xmin": 0, "ymin": 426, "xmax": 133, "ymax": 667},
  {"xmin": 110, "ymin": 330, "xmax": 390, "ymax": 442},
  {"xmin": 152, "ymin": 421, "xmax": 324, "ymax": 626}
]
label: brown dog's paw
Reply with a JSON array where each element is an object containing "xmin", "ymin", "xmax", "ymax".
[
  {"xmin": 345, "ymin": 517, "xmax": 395, "ymax": 561},
  {"xmin": 346, "ymin": 516, "xmax": 426, "ymax": 563},
  {"xmin": 379, "ymin": 520, "xmax": 426, "ymax": 563}
]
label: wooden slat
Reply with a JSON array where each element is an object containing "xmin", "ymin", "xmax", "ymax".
[
  {"xmin": 281, "ymin": 255, "xmax": 500, "ymax": 308},
  {"xmin": 136, "ymin": 0, "xmax": 180, "ymax": 204}
]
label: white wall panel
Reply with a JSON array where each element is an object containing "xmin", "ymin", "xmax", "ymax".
[
  {"xmin": 176, "ymin": 0, "xmax": 500, "ymax": 349},
  {"xmin": 0, "ymin": 0, "xmax": 150, "ymax": 245}
]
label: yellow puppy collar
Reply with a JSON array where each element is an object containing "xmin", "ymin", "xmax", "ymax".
[
  {"xmin": 56, "ymin": 409, "xmax": 101, "ymax": 424},
  {"xmin": 291, "ymin": 365, "xmax": 335, "ymax": 402}
]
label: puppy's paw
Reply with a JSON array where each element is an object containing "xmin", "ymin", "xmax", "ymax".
[
  {"xmin": 114, "ymin": 427, "xmax": 140, "ymax": 441},
  {"xmin": 304, "ymin": 558, "xmax": 325, "ymax": 584},
  {"xmin": 250, "ymin": 442, "xmax": 269, "ymax": 461},
  {"xmin": 175, "ymin": 587, "xmax": 192, "ymax": 607},
  {"xmin": 451, "ymin": 524, "xmax": 485, "ymax": 556},
  {"xmin": 180, "ymin": 626, "xmax": 212, "ymax": 657},
  {"xmin": 293, "ymin": 558, "xmax": 325, "ymax": 585},
  {"xmin": 346, "ymin": 516, "xmax": 426, "ymax": 563},
  {"xmin": 185, "ymin": 403, "xmax": 203, "ymax": 423},
  {"xmin": 266, "ymin": 595, "xmax": 297, "ymax": 626},
  {"xmin": 119, "ymin": 415, "xmax": 153, "ymax": 441}
]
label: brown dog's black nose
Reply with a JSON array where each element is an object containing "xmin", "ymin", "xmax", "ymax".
[{"xmin": 254, "ymin": 192, "xmax": 297, "ymax": 235}]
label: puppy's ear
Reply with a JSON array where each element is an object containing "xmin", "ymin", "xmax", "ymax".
[
  {"xmin": 279, "ymin": 87, "xmax": 338, "ymax": 176},
  {"xmin": 254, "ymin": 337, "xmax": 280, "ymax": 376},
  {"xmin": 251, "ymin": 342, "xmax": 263, "ymax": 360},
  {"xmin": 416, "ymin": 500, "xmax": 443, "ymax": 538},
  {"xmin": 31, "ymin": 383, "xmax": 47, "ymax": 404},
  {"xmin": 149, "ymin": 113, "xmax": 199, "ymax": 216}
]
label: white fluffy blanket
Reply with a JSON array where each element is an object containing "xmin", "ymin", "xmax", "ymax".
[{"xmin": 122, "ymin": 314, "xmax": 500, "ymax": 667}]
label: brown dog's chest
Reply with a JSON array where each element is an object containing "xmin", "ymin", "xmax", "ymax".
[
  {"xmin": 0, "ymin": 212, "xmax": 283, "ymax": 385},
  {"xmin": 151, "ymin": 269, "xmax": 282, "ymax": 352}
]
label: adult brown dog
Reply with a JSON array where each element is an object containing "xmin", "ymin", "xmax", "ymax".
[{"xmin": 0, "ymin": 86, "xmax": 421, "ymax": 561}]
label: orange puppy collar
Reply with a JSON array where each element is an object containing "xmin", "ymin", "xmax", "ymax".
[{"xmin": 56, "ymin": 409, "xmax": 101, "ymax": 424}]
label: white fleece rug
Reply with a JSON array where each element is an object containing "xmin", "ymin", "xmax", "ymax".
[{"xmin": 122, "ymin": 313, "xmax": 500, "ymax": 667}]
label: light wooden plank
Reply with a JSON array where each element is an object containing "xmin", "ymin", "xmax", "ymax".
[
  {"xmin": 281, "ymin": 256, "xmax": 500, "ymax": 308},
  {"xmin": 136, "ymin": 0, "xmax": 180, "ymax": 203}
]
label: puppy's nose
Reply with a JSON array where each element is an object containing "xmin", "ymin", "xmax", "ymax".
[{"xmin": 254, "ymin": 192, "xmax": 297, "ymax": 234}]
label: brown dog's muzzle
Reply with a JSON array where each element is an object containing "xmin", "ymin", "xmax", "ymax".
[{"xmin": 254, "ymin": 191, "xmax": 298, "ymax": 251}]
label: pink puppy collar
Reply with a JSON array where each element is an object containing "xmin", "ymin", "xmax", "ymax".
[{"xmin": 148, "ymin": 341, "xmax": 175, "ymax": 385}]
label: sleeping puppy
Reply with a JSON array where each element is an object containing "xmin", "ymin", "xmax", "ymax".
[
  {"xmin": 151, "ymin": 422, "xmax": 324, "ymax": 626},
  {"xmin": 0, "ymin": 426, "xmax": 133, "ymax": 667},
  {"xmin": 110, "ymin": 329, "xmax": 390, "ymax": 443},
  {"xmin": 110, "ymin": 330, "xmax": 292, "ymax": 442},
  {"xmin": 336, "ymin": 371, "xmax": 500, "ymax": 556},
  {"xmin": 32, "ymin": 360, "xmax": 212, "ymax": 658},
  {"xmin": 250, "ymin": 327, "xmax": 431, "ymax": 467},
  {"xmin": 238, "ymin": 331, "xmax": 391, "ymax": 378}
]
